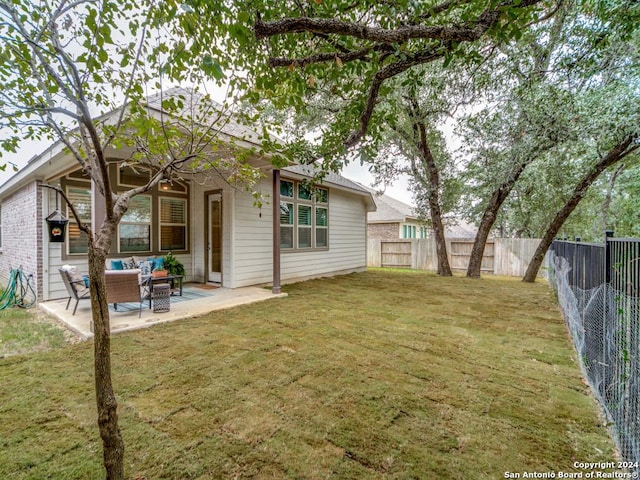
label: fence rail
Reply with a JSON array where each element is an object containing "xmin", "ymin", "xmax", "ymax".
[{"xmin": 368, "ymin": 238, "xmax": 541, "ymax": 277}]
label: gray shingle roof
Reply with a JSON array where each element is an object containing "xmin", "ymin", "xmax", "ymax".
[
  {"xmin": 282, "ymin": 164, "xmax": 370, "ymax": 194},
  {"xmin": 145, "ymin": 86, "xmax": 264, "ymax": 146},
  {"xmin": 444, "ymin": 219, "xmax": 477, "ymax": 238},
  {"xmin": 360, "ymin": 186, "xmax": 417, "ymax": 223}
]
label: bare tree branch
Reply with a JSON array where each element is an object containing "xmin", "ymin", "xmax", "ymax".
[
  {"xmin": 255, "ymin": 0, "xmax": 540, "ymax": 43},
  {"xmin": 345, "ymin": 46, "xmax": 446, "ymax": 147}
]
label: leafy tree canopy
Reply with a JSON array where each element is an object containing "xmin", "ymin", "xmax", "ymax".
[{"xmin": 188, "ymin": 0, "xmax": 552, "ymax": 167}]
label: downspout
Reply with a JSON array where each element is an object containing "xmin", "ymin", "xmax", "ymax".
[
  {"xmin": 36, "ymin": 180, "xmax": 45, "ymax": 302},
  {"xmin": 272, "ymin": 169, "xmax": 281, "ymax": 294}
]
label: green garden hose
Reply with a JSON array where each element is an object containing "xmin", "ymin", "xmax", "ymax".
[{"xmin": 0, "ymin": 268, "xmax": 37, "ymax": 309}]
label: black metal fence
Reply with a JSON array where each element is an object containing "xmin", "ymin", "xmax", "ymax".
[
  {"xmin": 608, "ymin": 238, "xmax": 640, "ymax": 297},
  {"xmin": 550, "ymin": 240, "xmax": 606, "ymax": 289},
  {"xmin": 550, "ymin": 235, "xmax": 640, "ymax": 296},
  {"xmin": 549, "ymin": 235, "xmax": 640, "ymax": 467}
]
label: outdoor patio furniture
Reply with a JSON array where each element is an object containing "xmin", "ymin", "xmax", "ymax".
[
  {"xmin": 104, "ymin": 269, "xmax": 144, "ymax": 318},
  {"xmin": 152, "ymin": 283, "xmax": 171, "ymax": 313},
  {"xmin": 59, "ymin": 267, "xmax": 91, "ymax": 315},
  {"xmin": 141, "ymin": 274, "xmax": 183, "ymax": 308}
]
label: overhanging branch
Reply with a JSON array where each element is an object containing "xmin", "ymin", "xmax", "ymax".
[{"xmin": 256, "ymin": 0, "xmax": 545, "ymax": 150}]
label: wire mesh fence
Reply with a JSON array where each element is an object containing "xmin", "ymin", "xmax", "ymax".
[{"xmin": 549, "ymin": 238, "xmax": 640, "ymax": 469}]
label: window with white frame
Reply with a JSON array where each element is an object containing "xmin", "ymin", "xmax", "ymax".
[
  {"xmin": 297, "ymin": 204, "xmax": 312, "ymax": 248},
  {"xmin": 279, "ymin": 179, "xmax": 329, "ymax": 250},
  {"xmin": 160, "ymin": 197, "xmax": 187, "ymax": 251},
  {"xmin": 315, "ymin": 206, "xmax": 328, "ymax": 247},
  {"xmin": 62, "ymin": 165, "xmax": 190, "ymax": 257},
  {"xmin": 402, "ymin": 224, "xmax": 419, "ymax": 239},
  {"xmin": 67, "ymin": 186, "xmax": 92, "ymax": 254},
  {"xmin": 280, "ymin": 201, "xmax": 294, "ymax": 249},
  {"xmin": 119, "ymin": 195, "xmax": 151, "ymax": 252}
]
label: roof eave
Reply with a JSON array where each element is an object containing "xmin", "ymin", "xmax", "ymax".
[
  {"xmin": 0, "ymin": 141, "xmax": 72, "ymax": 198},
  {"xmin": 280, "ymin": 169, "xmax": 376, "ymax": 211}
]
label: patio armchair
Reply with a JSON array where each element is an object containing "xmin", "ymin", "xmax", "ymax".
[
  {"xmin": 59, "ymin": 267, "xmax": 91, "ymax": 315},
  {"xmin": 104, "ymin": 269, "xmax": 144, "ymax": 317}
]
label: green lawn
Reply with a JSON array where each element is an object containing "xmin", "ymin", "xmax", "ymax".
[
  {"xmin": 0, "ymin": 306, "xmax": 69, "ymax": 358},
  {"xmin": 0, "ymin": 270, "xmax": 614, "ymax": 479}
]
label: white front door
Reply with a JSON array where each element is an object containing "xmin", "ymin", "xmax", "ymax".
[{"xmin": 207, "ymin": 193, "xmax": 222, "ymax": 283}]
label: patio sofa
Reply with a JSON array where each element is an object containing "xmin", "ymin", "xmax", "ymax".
[
  {"xmin": 105, "ymin": 256, "xmax": 164, "ymax": 277},
  {"xmin": 104, "ymin": 269, "xmax": 145, "ymax": 317}
]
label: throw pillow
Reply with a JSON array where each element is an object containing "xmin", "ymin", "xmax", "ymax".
[
  {"xmin": 147, "ymin": 256, "xmax": 164, "ymax": 271},
  {"xmin": 110, "ymin": 259, "xmax": 123, "ymax": 270},
  {"xmin": 137, "ymin": 260, "xmax": 152, "ymax": 276},
  {"xmin": 68, "ymin": 266, "xmax": 84, "ymax": 285},
  {"xmin": 122, "ymin": 258, "xmax": 136, "ymax": 270}
]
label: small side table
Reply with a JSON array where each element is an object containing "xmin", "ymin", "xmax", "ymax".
[{"xmin": 152, "ymin": 283, "xmax": 171, "ymax": 313}]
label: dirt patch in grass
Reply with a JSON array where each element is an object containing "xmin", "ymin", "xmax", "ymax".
[{"xmin": 0, "ymin": 270, "xmax": 615, "ymax": 479}]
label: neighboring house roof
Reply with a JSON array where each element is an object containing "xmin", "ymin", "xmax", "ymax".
[
  {"xmin": 362, "ymin": 187, "xmax": 418, "ymax": 223},
  {"xmin": 362, "ymin": 184, "xmax": 478, "ymax": 237},
  {"xmin": 444, "ymin": 219, "xmax": 477, "ymax": 238},
  {"xmin": 282, "ymin": 164, "xmax": 376, "ymax": 211}
]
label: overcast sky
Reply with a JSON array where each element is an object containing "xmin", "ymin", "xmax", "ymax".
[{"xmin": 341, "ymin": 162, "xmax": 413, "ymax": 204}]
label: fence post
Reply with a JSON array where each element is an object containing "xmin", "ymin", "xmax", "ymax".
[{"xmin": 605, "ymin": 230, "xmax": 614, "ymax": 284}]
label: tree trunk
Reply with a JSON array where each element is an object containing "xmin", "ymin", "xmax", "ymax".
[
  {"xmin": 408, "ymin": 94, "xmax": 452, "ymax": 276},
  {"xmin": 466, "ymin": 161, "xmax": 529, "ymax": 278},
  {"xmin": 467, "ymin": 11, "xmax": 567, "ymax": 278},
  {"xmin": 523, "ymin": 135, "xmax": 638, "ymax": 282},
  {"xmin": 415, "ymin": 120, "xmax": 452, "ymax": 276},
  {"xmin": 431, "ymin": 199, "xmax": 452, "ymax": 276},
  {"xmin": 88, "ymin": 238, "xmax": 125, "ymax": 479}
]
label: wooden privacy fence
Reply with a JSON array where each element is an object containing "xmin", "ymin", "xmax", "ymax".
[{"xmin": 368, "ymin": 238, "xmax": 542, "ymax": 277}]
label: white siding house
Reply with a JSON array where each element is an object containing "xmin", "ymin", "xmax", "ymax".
[{"xmin": 0, "ymin": 111, "xmax": 374, "ymax": 302}]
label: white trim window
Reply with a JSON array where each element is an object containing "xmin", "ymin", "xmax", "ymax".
[
  {"xmin": 402, "ymin": 224, "xmax": 418, "ymax": 239},
  {"xmin": 67, "ymin": 186, "xmax": 92, "ymax": 255},
  {"xmin": 315, "ymin": 206, "xmax": 328, "ymax": 247},
  {"xmin": 279, "ymin": 179, "xmax": 329, "ymax": 250},
  {"xmin": 159, "ymin": 197, "xmax": 187, "ymax": 251},
  {"xmin": 119, "ymin": 195, "xmax": 151, "ymax": 253},
  {"xmin": 297, "ymin": 204, "xmax": 312, "ymax": 248},
  {"xmin": 280, "ymin": 201, "xmax": 294, "ymax": 249}
]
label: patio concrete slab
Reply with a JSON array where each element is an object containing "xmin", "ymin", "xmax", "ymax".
[{"xmin": 40, "ymin": 285, "xmax": 287, "ymax": 339}]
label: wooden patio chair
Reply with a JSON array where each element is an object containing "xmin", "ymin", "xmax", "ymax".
[
  {"xmin": 59, "ymin": 267, "xmax": 91, "ymax": 315},
  {"xmin": 104, "ymin": 269, "xmax": 144, "ymax": 317}
]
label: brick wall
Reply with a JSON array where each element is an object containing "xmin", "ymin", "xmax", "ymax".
[
  {"xmin": 0, "ymin": 181, "xmax": 42, "ymax": 298},
  {"xmin": 367, "ymin": 222, "xmax": 400, "ymax": 241}
]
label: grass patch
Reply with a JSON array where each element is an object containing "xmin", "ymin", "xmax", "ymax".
[
  {"xmin": 0, "ymin": 270, "xmax": 614, "ymax": 479},
  {"xmin": 0, "ymin": 307, "xmax": 70, "ymax": 357}
]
